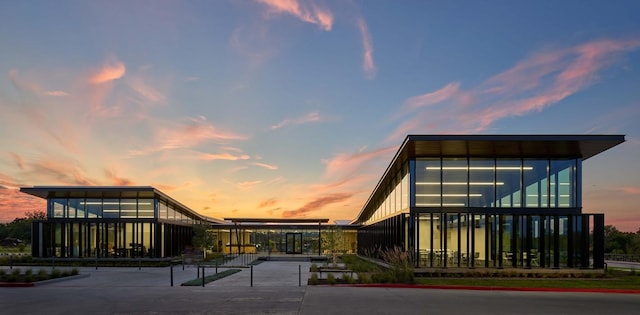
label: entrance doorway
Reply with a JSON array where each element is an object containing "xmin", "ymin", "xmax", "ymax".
[{"xmin": 286, "ymin": 233, "xmax": 302, "ymax": 254}]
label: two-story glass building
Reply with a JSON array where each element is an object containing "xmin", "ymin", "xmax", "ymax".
[{"xmin": 353, "ymin": 135, "xmax": 624, "ymax": 269}]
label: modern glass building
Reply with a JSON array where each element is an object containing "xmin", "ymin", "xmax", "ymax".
[
  {"xmin": 20, "ymin": 187, "xmax": 357, "ymax": 259},
  {"xmin": 353, "ymin": 135, "xmax": 625, "ymax": 269},
  {"xmin": 20, "ymin": 186, "xmax": 224, "ymax": 259}
]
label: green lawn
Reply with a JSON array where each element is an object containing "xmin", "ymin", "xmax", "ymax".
[{"xmin": 415, "ymin": 276, "xmax": 640, "ymax": 290}]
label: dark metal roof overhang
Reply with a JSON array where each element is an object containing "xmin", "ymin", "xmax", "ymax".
[
  {"xmin": 224, "ymin": 218, "xmax": 329, "ymax": 224},
  {"xmin": 352, "ymin": 134, "xmax": 625, "ymax": 224},
  {"xmin": 19, "ymin": 186, "xmax": 226, "ymax": 225}
]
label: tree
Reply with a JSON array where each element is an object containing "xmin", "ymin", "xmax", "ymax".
[
  {"xmin": 322, "ymin": 226, "xmax": 344, "ymax": 265},
  {"xmin": 192, "ymin": 224, "xmax": 215, "ymax": 259},
  {"xmin": 0, "ymin": 210, "xmax": 47, "ymax": 244}
]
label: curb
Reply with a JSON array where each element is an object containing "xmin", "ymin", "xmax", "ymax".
[
  {"xmin": 344, "ymin": 283, "xmax": 640, "ymax": 294},
  {"xmin": 0, "ymin": 273, "xmax": 91, "ymax": 287}
]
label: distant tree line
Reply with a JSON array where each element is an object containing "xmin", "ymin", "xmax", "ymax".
[
  {"xmin": 0, "ymin": 211, "xmax": 46, "ymax": 244},
  {"xmin": 604, "ymin": 225, "xmax": 640, "ymax": 256}
]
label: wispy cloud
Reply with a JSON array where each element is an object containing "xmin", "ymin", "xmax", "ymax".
[
  {"xmin": 256, "ymin": 0, "xmax": 333, "ymax": 31},
  {"xmin": 271, "ymin": 111, "xmax": 322, "ymax": 130},
  {"xmin": 258, "ymin": 198, "xmax": 278, "ymax": 208},
  {"xmin": 158, "ymin": 116, "xmax": 248, "ymax": 151},
  {"xmin": 619, "ymin": 187, "xmax": 640, "ymax": 195},
  {"xmin": 44, "ymin": 90, "xmax": 69, "ymax": 97},
  {"xmin": 104, "ymin": 168, "xmax": 134, "ymax": 186},
  {"xmin": 252, "ymin": 162, "xmax": 278, "ymax": 170},
  {"xmin": 323, "ymin": 145, "xmax": 397, "ymax": 180},
  {"xmin": 390, "ymin": 38, "xmax": 640, "ymax": 141},
  {"xmin": 9, "ymin": 153, "xmax": 25, "ymax": 170},
  {"xmin": 402, "ymin": 82, "xmax": 460, "ymax": 111},
  {"xmin": 127, "ymin": 77, "xmax": 165, "ymax": 104},
  {"xmin": 89, "ymin": 60, "xmax": 126, "ymax": 84},
  {"xmin": 282, "ymin": 192, "xmax": 351, "ymax": 217},
  {"xmin": 197, "ymin": 152, "xmax": 251, "ymax": 161},
  {"xmin": 234, "ymin": 180, "xmax": 263, "ymax": 191},
  {"xmin": 357, "ymin": 17, "xmax": 376, "ymax": 80}
]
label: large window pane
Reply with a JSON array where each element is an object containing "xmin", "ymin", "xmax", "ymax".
[
  {"xmin": 139, "ymin": 199, "xmax": 155, "ymax": 218},
  {"xmin": 550, "ymin": 159, "xmax": 576, "ymax": 207},
  {"xmin": 524, "ymin": 160, "xmax": 549, "ymax": 208},
  {"xmin": 469, "ymin": 159, "xmax": 495, "ymax": 207},
  {"xmin": 442, "ymin": 159, "xmax": 468, "ymax": 207},
  {"xmin": 52, "ymin": 199, "xmax": 66, "ymax": 218},
  {"xmin": 496, "ymin": 160, "xmax": 522, "ymax": 207},
  {"xmin": 120, "ymin": 199, "xmax": 137, "ymax": 218},
  {"xmin": 415, "ymin": 158, "xmax": 441, "ymax": 206},
  {"xmin": 103, "ymin": 199, "xmax": 119, "ymax": 218}
]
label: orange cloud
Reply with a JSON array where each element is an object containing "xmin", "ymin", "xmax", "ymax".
[
  {"xmin": 257, "ymin": 0, "xmax": 333, "ymax": 31},
  {"xmin": 158, "ymin": 116, "xmax": 248, "ymax": 151},
  {"xmin": 282, "ymin": 192, "xmax": 352, "ymax": 218},
  {"xmin": 104, "ymin": 168, "xmax": 135, "ymax": 186},
  {"xmin": 0, "ymin": 188, "xmax": 46, "ymax": 222},
  {"xmin": 234, "ymin": 180, "xmax": 263, "ymax": 191},
  {"xmin": 620, "ymin": 187, "xmax": 640, "ymax": 195},
  {"xmin": 357, "ymin": 17, "xmax": 376, "ymax": 80},
  {"xmin": 258, "ymin": 198, "xmax": 278, "ymax": 208},
  {"xmin": 271, "ymin": 111, "xmax": 322, "ymax": 130},
  {"xmin": 89, "ymin": 60, "xmax": 126, "ymax": 84}
]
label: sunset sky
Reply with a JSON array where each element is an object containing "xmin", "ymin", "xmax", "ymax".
[{"xmin": 1, "ymin": 1, "xmax": 639, "ymax": 231}]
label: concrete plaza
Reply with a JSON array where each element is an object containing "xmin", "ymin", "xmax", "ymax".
[{"xmin": 0, "ymin": 261, "xmax": 638, "ymax": 314}]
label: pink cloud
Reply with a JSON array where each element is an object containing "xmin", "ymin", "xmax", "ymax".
[
  {"xmin": 256, "ymin": 0, "xmax": 333, "ymax": 31},
  {"xmin": 282, "ymin": 192, "xmax": 351, "ymax": 218},
  {"xmin": 620, "ymin": 187, "xmax": 640, "ymax": 195},
  {"xmin": 197, "ymin": 152, "xmax": 251, "ymax": 161},
  {"xmin": 357, "ymin": 17, "xmax": 376, "ymax": 80},
  {"xmin": 271, "ymin": 111, "xmax": 322, "ymax": 130},
  {"xmin": 89, "ymin": 60, "xmax": 126, "ymax": 84},
  {"xmin": 9, "ymin": 152, "xmax": 25, "ymax": 170},
  {"xmin": 402, "ymin": 82, "xmax": 460, "ymax": 111},
  {"xmin": 0, "ymin": 188, "xmax": 46, "ymax": 222},
  {"xmin": 323, "ymin": 145, "xmax": 397, "ymax": 180},
  {"xmin": 252, "ymin": 162, "xmax": 279, "ymax": 170},
  {"xmin": 391, "ymin": 37, "xmax": 640, "ymax": 138},
  {"xmin": 127, "ymin": 77, "xmax": 165, "ymax": 104}
]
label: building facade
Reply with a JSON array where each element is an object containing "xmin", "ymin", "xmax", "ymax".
[
  {"xmin": 353, "ymin": 135, "xmax": 624, "ymax": 269},
  {"xmin": 20, "ymin": 186, "xmax": 222, "ymax": 259}
]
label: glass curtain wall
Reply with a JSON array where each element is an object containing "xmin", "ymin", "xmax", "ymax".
[{"xmin": 411, "ymin": 157, "xmax": 584, "ymax": 269}]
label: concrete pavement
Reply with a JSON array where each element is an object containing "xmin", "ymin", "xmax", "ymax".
[{"xmin": 1, "ymin": 262, "xmax": 639, "ymax": 314}]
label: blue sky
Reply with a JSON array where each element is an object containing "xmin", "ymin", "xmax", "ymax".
[{"xmin": 1, "ymin": 0, "xmax": 639, "ymax": 231}]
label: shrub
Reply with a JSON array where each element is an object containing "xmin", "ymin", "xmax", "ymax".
[
  {"xmin": 358, "ymin": 272, "xmax": 372, "ymax": 284},
  {"xmin": 327, "ymin": 273, "xmax": 336, "ymax": 285},
  {"xmin": 380, "ymin": 246, "xmax": 415, "ymax": 284},
  {"xmin": 310, "ymin": 264, "xmax": 318, "ymax": 272},
  {"xmin": 11, "ymin": 268, "xmax": 21, "ymax": 277},
  {"xmin": 71, "ymin": 268, "xmax": 79, "ymax": 275},
  {"xmin": 37, "ymin": 269, "xmax": 48, "ymax": 281},
  {"xmin": 342, "ymin": 273, "xmax": 354, "ymax": 284},
  {"xmin": 309, "ymin": 272, "xmax": 319, "ymax": 285},
  {"xmin": 0, "ymin": 269, "xmax": 6, "ymax": 276},
  {"xmin": 50, "ymin": 269, "xmax": 62, "ymax": 279}
]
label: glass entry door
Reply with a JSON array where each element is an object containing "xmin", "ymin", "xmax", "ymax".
[{"xmin": 286, "ymin": 233, "xmax": 302, "ymax": 254}]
